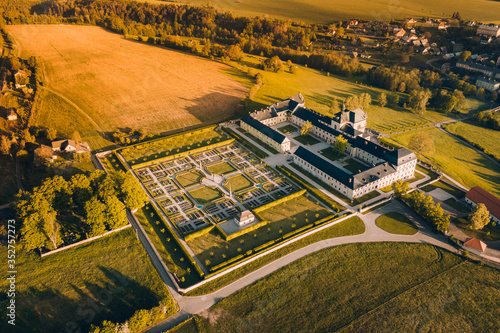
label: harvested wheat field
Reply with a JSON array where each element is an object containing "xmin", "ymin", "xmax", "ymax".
[{"xmin": 7, "ymin": 25, "xmax": 247, "ymax": 133}]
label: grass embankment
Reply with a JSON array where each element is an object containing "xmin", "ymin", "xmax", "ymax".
[
  {"xmin": 0, "ymin": 228, "xmax": 176, "ymax": 333},
  {"xmin": 391, "ymin": 128, "xmax": 500, "ymax": 197},
  {"xmin": 421, "ymin": 180, "xmax": 466, "ymax": 198},
  {"xmin": 183, "ymin": 243, "xmax": 500, "ymax": 332},
  {"xmin": 375, "ymin": 211, "xmax": 419, "ymax": 235},
  {"xmin": 444, "ymin": 121, "xmax": 500, "ymax": 162},
  {"xmin": 135, "ymin": 204, "xmax": 202, "ymax": 287},
  {"xmin": 8, "ymin": 25, "xmax": 247, "ymax": 133},
  {"xmin": 188, "ymin": 194, "xmax": 332, "ymax": 270},
  {"xmin": 186, "ymin": 216, "xmax": 365, "ymax": 296},
  {"xmin": 442, "ymin": 198, "xmax": 469, "ymax": 213}
]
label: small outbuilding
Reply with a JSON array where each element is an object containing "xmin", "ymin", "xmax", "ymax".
[
  {"xmin": 463, "ymin": 237, "xmax": 487, "ymax": 253},
  {"xmin": 235, "ymin": 210, "xmax": 255, "ymax": 227},
  {"xmin": 6, "ymin": 108, "xmax": 17, "ymax": 121}
]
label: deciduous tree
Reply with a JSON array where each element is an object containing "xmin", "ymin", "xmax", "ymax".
[
  {"xmin": 300, "ymin": 120, "xmax": 312, "ymax": 136},
  {"xmin": 468, "ymin": 203, "xmax": 490, "ymax": 230},
  {"xmin": 333, "ymin": 135, "xmax": 349, "ymax": 155},
  {"xmin": 409, "ymin": 132, "xmax": 434, "ymax": 155}
]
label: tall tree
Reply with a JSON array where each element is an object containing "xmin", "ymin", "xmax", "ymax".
[
  {"xmin": 300, "ymin": 120, "xmax": 313, "ymax": 136},
  {"xmin": 329, "ymin": 99, "xmax": 339, "ymax": 115},
  {"xmin": 105, "ymin": 195, "xmax": 128, "ymax": 229},
  {"xmin": 468, "ymin": 204, "xmax": 490, "ymax": 230},
  {"xmin": 46, "ymin": 128, "xmax": 57, "ymax": 141},
  {"xmin": 115, "ymin": 172, "xmax": 148, "ymax": 210},
  {"xmin": 379, "ymin": 92, "xmax": 387, "ymax": 107},
  {"xmin": 392, "ymin": 180, "xmax": 409, "ymax": 198},
  {"xmin": 0, "ymin": 135, "xmax": 12, "ymax": 156},
  {"xmin": 71, "ymin": 130, "xmax": 82, "ymax": 143},
  {"xmin": 85, "ymin": 196, "xmax": 107, "ymax": 237},
  {"xmin": 409, "ymin": 132, "xmax": 434, "ymax": 155},
  {"xmin": 333, "ymin": 135, "xmax": 349, "ymax": 155}
]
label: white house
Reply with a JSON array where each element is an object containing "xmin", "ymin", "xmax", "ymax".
[
  {"xmin": 477, "ymin": 24, "xmax": 500, "ymax": 37},
  {"xmin": 476, "ymin": 77, "xmax": 500, "ymax": 92},
  {"xmin": 6, "ymin": 108, "xmax": 17, "ymax": 121},
  {"xmin": 235, "ymin": 210, "xmax": 255, "ymax": 227}
]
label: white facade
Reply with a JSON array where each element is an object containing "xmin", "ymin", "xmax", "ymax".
[
  {"xmin": 477, "ymin": 24, "xmax": 500, "ymax": 37},
  {"xmin": 476, "ymin": 77, "xmax": 500, "ymax": 92},
  {"xmin": 240, "ymin": 120, "xmax": 290, "ymax": 152}
]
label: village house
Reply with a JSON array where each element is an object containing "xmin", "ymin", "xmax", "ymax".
[
  {"xmin": 394, "ymin": 28, "xmax": 406, "ymax": 38},
  {"xmin": 51, "ymin": 139, "xmax": 91, "ymax": 154},
  {"xmin": 6, "ymin": 108, "xmax": 17, "ymax": 121},
  {"xmin": 438, "ymin": 21, "xmax": 448, "ymax": 30},
  {"xmin": 14, "ymin": 70, "xmax": 27, "ymax": 89},
  {"xmin": 475, "ymin": 77, "xmax": 500, "ymax": 92},
  {"xmin": 476, "ymin": 24, "xmax": 500, "ymax": 38},
  {"xmin": 465, "ymin": 186, "xmax": 500, "ymax": 225}
]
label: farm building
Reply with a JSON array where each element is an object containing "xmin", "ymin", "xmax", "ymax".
[
  {"xmin": 235, "ymin": 210, "xmax": 255, "ymax": 227},
  {"xmin": 52, "ymin": 139, "xmax": 91, "ymax": 153},
  {"xmin": 476, "ymin": 24, "xmax": 500, "ymax": 38},
  {"xmin": 465, "ymin": 186, "xmax": 500, "ymax": 225}
]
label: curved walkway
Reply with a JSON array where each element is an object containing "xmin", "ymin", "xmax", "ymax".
[{"xmin": 145, "ymin": 200, "xmax": 458, "ymax": 333}]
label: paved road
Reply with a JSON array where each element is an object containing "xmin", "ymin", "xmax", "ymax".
[{"xmin": 145, "ymin": 200, "xmax": 460, "ymax": 333}]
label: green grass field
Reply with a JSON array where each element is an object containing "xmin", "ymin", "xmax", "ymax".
[
  {"xmin": 189, "ymin": 186, "xmax": 223, "ymax": 204},
  {"xmin": 278, "ymin": 124, "xmax": 298, "ymax": 134},
  {"xmin": 391, "ymin": 128, "xmax": 500, "ymax": 197},
  {"xmin": 160, "ymin": 0, "xmax": 500, "ymax": 24},
  {"xmin": 225, "ymin": 174, "xmax": 254, "ymax": 193},
  {"xmin": 444, "ymin": 121, "xmax": 500, "ymax": 161},
  {"xmin": 0, "ymin": 228, "xmax": 176, "ymax": 333},
  {"xmin": 442, "ymin": 198, "xmax": 469, "ymax": 213},
  {"xmin": 191, "ymin": 242, "xmax": 500, "ymax": 332},
  {"xmin": 176, "ymin": 170, "xmax": 205, "ymax": 188},
  {"xmin": 205, "ymin": 161, "xmax": 236, "ymax": 175},
  {"xmin": 34, "ymin": 89, "xmax": 113, "ymax": 150},
  {"xmin": 343, "ymin": 158, "xmax": 369, "ymax": 173},
  {"xmin": 187, "ymin": 216, "xmax": 365, "ymax": 295},
  {"xmin": 319, "ymin": 147, "xmax": 344, "ymax": 162},
  {"xmin": 376, "ymin": 211, "xmax": 418, "ymax": 235},
  {"xmin": 421, "ymin": 180, "xmax": 466, "ymax": 198},
  {"xmin": 294, "ymin": 134, "xmax": 321, "ymax": 145},
  {"xmin": 454, "ymin": 218, "xmax": 500, "ymax": 242},
  {"xmin": 188, "ymin": 194, "xmax": 332, "ymax": 270}
]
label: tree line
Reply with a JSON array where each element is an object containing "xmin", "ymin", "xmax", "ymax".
[{"xmin": 15, "ymin": 170, "xmax": 148, "ymax": 252}]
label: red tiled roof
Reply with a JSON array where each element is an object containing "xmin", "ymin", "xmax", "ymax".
[
  {"xmin": 465, "ymin": 186, "xmax": 500, "ymax": 219},
  {"xmin": 464, "ymin": 237, "xmax": 487, "ymax": 252}
]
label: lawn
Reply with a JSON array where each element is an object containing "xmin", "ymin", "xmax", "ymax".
[
  {"xmin": 167, "ymin": 0, "xmax": 500, "ymax": 24},
  {"xmin": 188, "ymin": 194, "xmax": 333, "ymax": 270},
  {"xmin": 189, "ymin": 186, "xmax": 223, "ymax": 204},
  {"xmin": 442, "ymin": 198, "xmax": 469, "ymax": 213},
  {"xmin": 176, "ymin": 170, "xmax": 205, "ymax": 188},
  {"xmin": 191, "ymin": 242, "xmax": 500, "ymax": 332},
  {"xmin": 278, "ymin": 124, "xmax": 298, "ymax": 134},
  {"xmin": 391, "ymin": 128, "xmax": 500, "ymax": 197},
  {"xmin": 224, "ymin": 174, "xmax": 254, "ymax": 193},
  {"xmin": 352, "ymin": 191, "xmax": 381, "ymax": 206},
  {"xmin": 342, "ymin": 158, "xmax": 369, "ymax": 174},
  {"xmin": 205, "ymin": 161, "xmax": 236, "ymax": 175},
  {"xmin": 134, "ymin": 203, "xmax": 202, "ymax": 287},
  {"xmin": 8, "ymin": 25, "xmax": 247, "ymax": 133},
  {"xmin": 187, "ymin": 215, "xmax": 365, "ymax": 296},
  {"xmin": 444, "ymin": 121, "xmax": 500, "ymax": 161},
  {"xmin": 421, "ymin": 180, "xmax": 466, "ymax": 199},
  {"xmin": 319, "ymin": 147, "xmax": 344, "ymax": 162},
  {"xmin": 120, "ymin": 126, "xmax": 230, "ymax": 165},
  {"xmin": 294, "ymin": 134, "xmax": 321, "ymax": 145},
  {"xmin": 375, "ymin": 211, "xmax": 419, "ymax": 235},
  {"xmin": 0, "ymin": 228, "xmax": 176, "ymax": 333},
  {"xmin": 99, "ymin": 152, "xmax": 127, "ymax": 173}
]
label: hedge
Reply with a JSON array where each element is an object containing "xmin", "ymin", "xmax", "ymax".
[
  {"xmin": 277, "ymin": 165, "xmax": 342, "ymax": 212},
  {"xmin": 150, "ymin": 203, "xmax": 205, "ymax": 278},
  {"xmin": 253, "ymin": 189, "xmax": 307, "ymax": 213},
  {"xmin": 225, "ymin": 219, "xmax": 270, "ymax": 241},
  {"xmin": 128, "ymin": 139, "xmax": 234, "ymax": 169},
  {"xmin": 184, "ymin": 224, "xmax": 215, "ymax": 242}
]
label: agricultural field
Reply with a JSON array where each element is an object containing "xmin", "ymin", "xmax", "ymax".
[
  {"xmin": 391, "ymin": 128, "xmax": 500, "ymax": 197},
  {"xmin": 158, "ymin": 0, "xmax": 500, "ymax": 24},
  {"xmin": 187, "ymin": 243, "xmax": 500, "ymax": 332},
  {"xmin": 34, "ymin": 89, "xmax": 113, "ymax": 150},
  {"xmin": 443, "ymin": 121, "xmax": 500, "ymax": 161},
  {"xmin": 0, "ymin": 228, "xmax": 175, "ymax": 333},
  {"xmin": 6, "ymin": 25, "xmax": 247, "ymax": 134}
]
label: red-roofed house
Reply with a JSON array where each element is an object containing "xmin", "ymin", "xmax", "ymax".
[
  {"xmin": 465, "ymin": 186, "xmax": 500, "ymax": 225},
  {"xmin": 463, "ymin": 237, "xmax": 487, "ymax": 253}
]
